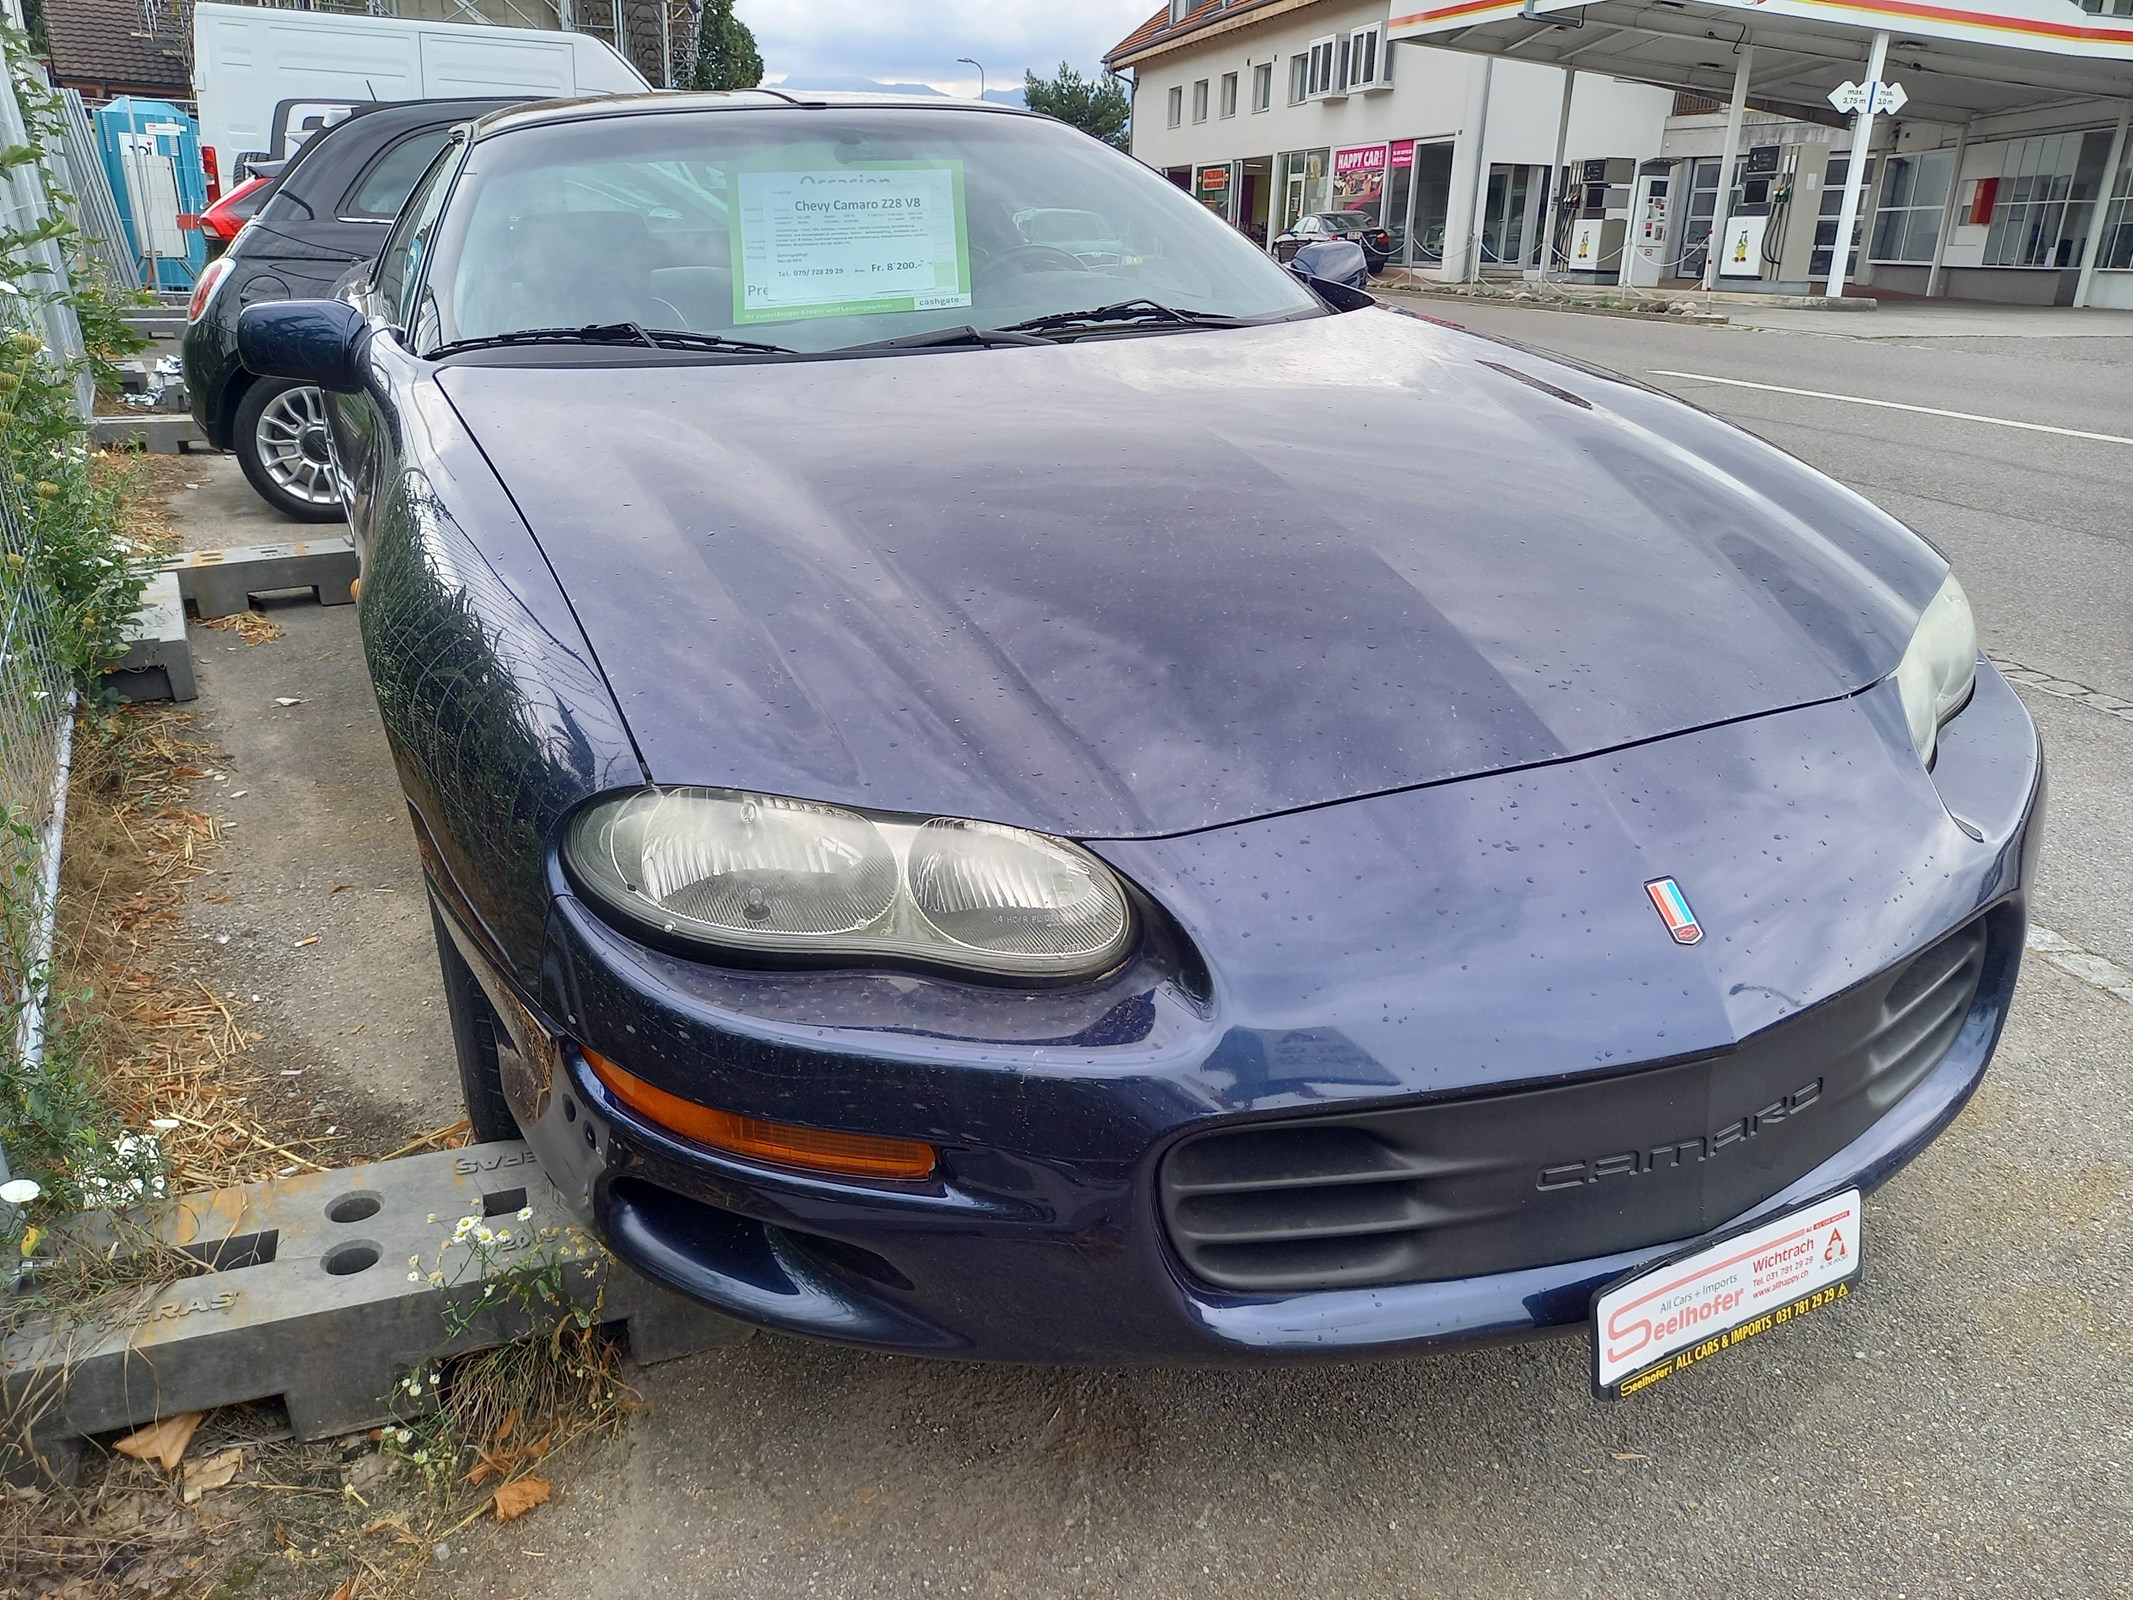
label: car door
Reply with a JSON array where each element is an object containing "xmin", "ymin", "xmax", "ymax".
[{"xmin": 332, "ymin": 135, "xmax": 467, "ymax": 542}]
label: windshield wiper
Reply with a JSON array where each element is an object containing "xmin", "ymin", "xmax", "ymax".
[
  {"xmin": 839, "ymin": 323, "xmax": 1053, "ymax": 353},
  {"xmin": 427, "ymin": 322, "xmax": 794, "ymax": 357},
  {"xmin": 996, "ymin": 299, "xmax": 1257, "ymax": 338}
]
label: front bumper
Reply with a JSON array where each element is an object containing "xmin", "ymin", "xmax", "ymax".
[{"xmin": 464, "ymin": 668, "xmax": 2042, "ymax": 1364}]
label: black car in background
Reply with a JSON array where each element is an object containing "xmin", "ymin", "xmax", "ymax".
[
  {"xmin": 184, "ymin": 98, "xmax": 524, "ymax": 520},
  {"xmin": 1275, "ymin": 211, "xmax": 1394, "ymax": 274}
]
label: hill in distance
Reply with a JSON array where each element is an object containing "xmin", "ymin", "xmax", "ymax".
[{"xmin": 769, "ymin": 74, "xmax": 1028, "ymax": 108}]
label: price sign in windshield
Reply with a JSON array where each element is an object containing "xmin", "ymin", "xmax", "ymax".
[{"xmin": 732, "ymin": 162, "xmax": 972, "ymax": 324}]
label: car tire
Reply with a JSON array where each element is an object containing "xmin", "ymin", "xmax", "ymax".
[
  {"xmin": 430, "ymin": 899, "xmax": 521, "ymax": 1143},
  {"xmin": 232, "ymin": 377, "xmax": 346, "ymax": 523}
]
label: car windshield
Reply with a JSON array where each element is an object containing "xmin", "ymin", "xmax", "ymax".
[{"xmin": 416, "ymin": 104, "xmax": 1322, "ymax": 357}]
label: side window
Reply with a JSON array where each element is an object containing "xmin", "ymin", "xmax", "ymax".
[
  {"xmin": 344, "ymin": 128, "xmax": 454, "ymax": 221},
  {"xmin": 373, "ymin": 139, "xmax": 464, "ymax": 327}
]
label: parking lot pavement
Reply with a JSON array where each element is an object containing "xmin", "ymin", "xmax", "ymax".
[
  {"xmin": 161, "ymin": 462, "xmax": 462, "ymax": 1147},
  {"xmin": 177, "ymin": 305, "xmax": 2133, "ymax": 1597}
]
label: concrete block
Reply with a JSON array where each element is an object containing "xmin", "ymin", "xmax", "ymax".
[
  {"xmin": 164, "ymin": 536, "xmax": 358, "ymax": 619},
  {"xmin": 109, "ymin": 570, "xmax": 196, "ymax": 703},
  {"xmin": 1, "ymin": 1143, "xmax": 750, "ymax": 1485},
  {"xmin": 91, "ymin": 415, "xmax": 203, "ymax": 454}
]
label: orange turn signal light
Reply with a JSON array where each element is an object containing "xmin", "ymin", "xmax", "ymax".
[{"xmin": 583, "ymin": 1049, "xmax": 937, "ymax": 1182}]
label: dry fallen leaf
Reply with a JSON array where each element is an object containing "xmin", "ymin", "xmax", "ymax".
[
  {"xmin": 493, "ymin": 1476, "xmax": 551, "ymax": 1521},
  {"xmin": 113, "ymin": 1412, "xmax": 203, "ymax": 1473},
  {"xmin": 492, "ymin": 1406, "xmax": 519, "ymax": 1448},
  {"xmin": 364, "ymin": 1516, "xmax": 421, "ymax": 1545},
  {"xmin": 326, "ymin": 1577, "xmax": 359, "ymax": 1600},
  {"xmin": 180, "ymin": 1446, "xmax": 243, "ymax": 1503},
  {"xmin": 329, "ymin": 883, "xmax": 355, "ymax": 894}
]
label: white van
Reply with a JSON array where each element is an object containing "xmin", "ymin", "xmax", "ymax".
[{"xmin": 192, "ymin": 2, "xmax": 648, "ymax": 190}]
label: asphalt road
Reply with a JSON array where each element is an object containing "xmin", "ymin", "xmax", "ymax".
[{"xmin": 169, "ymin": 303, "xmax": 2133, "ymax": 1599}]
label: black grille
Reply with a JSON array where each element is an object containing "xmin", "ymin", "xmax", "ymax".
[{"xmin": 1161, "ymin": 918, "xmax": 1991, "ymax": 1294}]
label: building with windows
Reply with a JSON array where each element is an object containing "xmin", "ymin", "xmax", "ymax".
[
  {"xmin": 1112, "ymin": 0, "xmax": 2133, "ymax": 306},
  {"xmin": 1106, "ymin": 0, "xmax": 1673, "ymax": 274},
  {"xmin": 1387, "ymin": 0, "xmax": 2133, "ymax": 307}
]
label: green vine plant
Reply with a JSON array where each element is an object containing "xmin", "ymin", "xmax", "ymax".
[{"xmin": 1, "ymin": 16, "xmax": 166, "ymax": 1266}]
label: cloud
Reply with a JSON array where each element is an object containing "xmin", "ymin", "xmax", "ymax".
[{"xmin": 739, "ymin": 0, "xmax": 1155, "ymax": 96}]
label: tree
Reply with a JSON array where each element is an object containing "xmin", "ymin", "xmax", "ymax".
[
  {"xmin": 1023, "ymin": 61, "xmax": 1131, "ymax": 150},
  {"xmin": 691, "ymin": 0, "xmax": 763, "ymax": 92}
]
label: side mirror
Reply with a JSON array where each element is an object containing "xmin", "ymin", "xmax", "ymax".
[{"xmin": 236, "ymin": 299, "xmax": 371, "ymax": 394}]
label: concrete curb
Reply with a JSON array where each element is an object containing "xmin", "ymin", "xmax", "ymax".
[
  {"xmin": 2, "ymin": 1143, "xmax": 748, "ymax": 1485},
  {"xmin": 92, "ymin": 415, "xmax": 204, "ymax": 454},
  {"xmin": 1380, "ymin": 288, "xmax": 1729, "ymax": 328},
  {"xmin": 111, "ymin": 570, "xmax": 196, "ymax": 702},
  {"xmin": 163, "ymin": 535, "xmax": 358, "ymax": 618}
]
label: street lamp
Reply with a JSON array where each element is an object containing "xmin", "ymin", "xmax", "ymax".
[{"xmin": 957, "ymin": 57, "xmax": 986, "ymax": 100}]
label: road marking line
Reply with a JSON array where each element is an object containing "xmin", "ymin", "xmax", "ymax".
[
  {"xmin": 2027, "ymin": 926, "xmax": 2133, "ymax": 1010},
  {"xmin": 1988, "ymin": 653, "xmax": 2133, "ymax": 725},
  {"xmin": 1649, "ymin": 371, "xmax": 2133, "ymax": 447}
]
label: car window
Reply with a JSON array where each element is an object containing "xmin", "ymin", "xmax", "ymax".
[
  {"xmin": 374, "ymin": 139, "xmax": 464, "ymax": 327},
  {"xmin": 425, "ymin": 107, "xmax": 1320, "ymax": 357},
  {"xmin": 1328, "ymin": 212, "xmax": 1377, "ymax": 230},
  {"xmin": 345, "ymin": 128, "xmax": 455, "ymax": 221}
]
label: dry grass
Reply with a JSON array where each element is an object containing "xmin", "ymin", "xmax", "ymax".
[
  {"xmin": 198, "ymin": 610, "xmax": 286, "ymax": 646},
  {"xmin": 48, "ymin": 706, "xmax": 324, "ymax": 1198}
]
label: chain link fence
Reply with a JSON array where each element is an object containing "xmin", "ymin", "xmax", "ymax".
[{"xmin": 0, "ymin": 27, "xmax": 91, "ymax": 1194}]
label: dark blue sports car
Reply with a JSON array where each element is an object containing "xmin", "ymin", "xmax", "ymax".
[{"xmin": 240, "ymin": 92, "xmax": 2042, "ymax": 1381}]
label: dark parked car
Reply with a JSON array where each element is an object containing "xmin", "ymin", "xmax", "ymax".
[
  {"xmin": 184, "ymin": 97, "xmax": 523, "ymax": 520},
  {"xmin": 238, "ymin": 93, "xmax": 2040, "ymax": 1384},
  {"xmin": 1276, "ymin": 210, "xmax": 1394, "ymax": 272},
  {"xmin": 1286, "ymin": 237, "xmax": 1369, "ymax": 290}
]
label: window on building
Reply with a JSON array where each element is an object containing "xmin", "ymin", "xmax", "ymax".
[
  {"xmin": 1253, "ymin": 61, "xmax": 1274, "ymax": 112},
  {"xmin": 1811, "ymin": 152, "xmax": 1875, "ymax": 280},
  {"xmin": 1868, "ymin": 150, "xmax": 1955, "ymax": 264},
  {"xmin": 1289, "ymin": 54, "xmax": 1309, "ymax": 105},
  {"xmin": 2103, "ymin": 144, "xmax": 2133, "ymax": 270},
  {"xmin": 1192, "ymin": 79, "xmax": 1209, "ymax": 123},
  {"xmin": 2075, "ymin": 0, "xmax": 2133, "ymax": 13},
  {"xmin": 1985, "ymin": 131, "xmax": 2113, "ymax": 267},
  {"xmin": 1345, "ymin": 25, "xmax": 1390, "ymax": 90},
  {"xmin": 1168, "ymin": 85, "xmax": 1184, "ymax": 128},
  {"xmin": 1220, "ymin": 72, "xmax": 1239, "ymax": 118},
  {"xmin": 1304, "ymin": 36, "xmax": 1341, "ymax": 98},
  {"xmin": 1169, "ymin": 0, "xmax": 1194, "ymax": 23}
]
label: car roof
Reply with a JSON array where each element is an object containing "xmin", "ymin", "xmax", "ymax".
[
  {"xmin": 467, "ymin": 88, "xmax": 1036, "ymax": 143},
  {"xmin": 277, "ymin": 96, "xmax": 531, "ymax": 196}
]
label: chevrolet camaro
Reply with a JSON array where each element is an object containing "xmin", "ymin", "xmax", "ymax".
[{"xmin": 237, "ymin": 92, "xmax": 2042, "ymax": 1386}]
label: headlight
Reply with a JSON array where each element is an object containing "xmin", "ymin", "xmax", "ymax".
[
  {"xmin": 563, "ymin": 786, "xmax": 1134, "ymax": 980},
  {"xmin": 1894, "ymin": 571, "xmax": 1977, "ymax": 766}
]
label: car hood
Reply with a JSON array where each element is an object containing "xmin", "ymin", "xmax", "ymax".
[{"xmin": 439, "ymin": 309, "xmax": 1943, "ymax": 839}]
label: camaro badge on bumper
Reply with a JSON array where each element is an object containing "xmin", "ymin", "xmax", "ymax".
[{"xmin": 1646, "ymin": 878, "xmax": 1703, "ymax": 945}]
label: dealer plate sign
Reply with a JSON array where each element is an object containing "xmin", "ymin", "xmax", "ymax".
[{"xmin": 1592, "ymin": 1189, "xmax": 1861, "ymax": 1399}]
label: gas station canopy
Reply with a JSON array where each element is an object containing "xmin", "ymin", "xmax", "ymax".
[{"xmin": 1387, "ymin": 0, "xmax": 2133, "ymax": 126}]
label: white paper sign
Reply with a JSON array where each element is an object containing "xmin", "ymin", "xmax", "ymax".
[
  {"xmin": 1594, "ymin": 1189, "xmax": 1862, "ymax": 1395},
  {"xmin": 732, "ymin": 164, "xmax": 972, "ymax": 324}
]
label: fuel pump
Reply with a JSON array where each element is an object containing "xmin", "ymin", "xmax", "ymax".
[
  {"xmin": 1715, "ymin": 145, "xmax": 1796, "ymax": 281},
  {"xmin": 1557, "ymin": 157, "xmax": 1634, "ymax": 281},
  {"xmin": 1622, "ymin": 161, "xmax": 1673, "ymax": 287}
]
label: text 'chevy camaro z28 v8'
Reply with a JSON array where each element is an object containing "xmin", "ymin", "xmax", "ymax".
[{"xmin": 239, "ymin": 91, "xmax": 2042, "ymax": 1398}]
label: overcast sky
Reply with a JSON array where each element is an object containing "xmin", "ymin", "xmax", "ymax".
[{"xmin": 738, "ymin": 1, "xmax": 1157, "ymax": 96}]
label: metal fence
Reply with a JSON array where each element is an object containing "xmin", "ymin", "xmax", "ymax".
[
  {"xmin": 0, "ymin": 27, "xmax": 91, "ymax": 1192},
  {"xmin": 55, "ymin": 88, "xmax": 146, "ymax": 294}
]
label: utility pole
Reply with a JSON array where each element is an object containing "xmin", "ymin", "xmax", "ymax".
[{"xmin": 958, "ymin": 57, "xmax": 986, "ymax": 100}]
